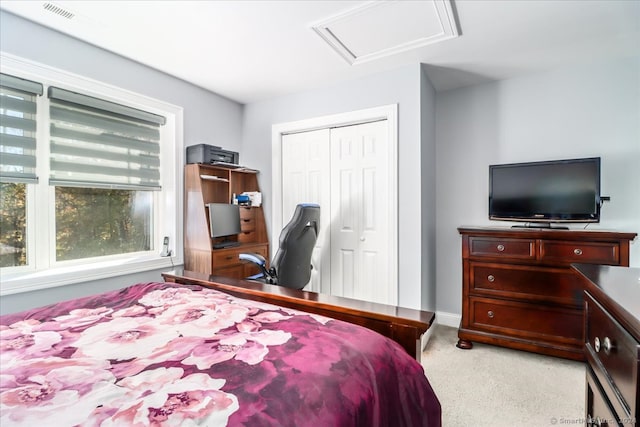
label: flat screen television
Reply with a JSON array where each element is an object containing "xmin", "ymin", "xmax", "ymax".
[
  {"xmin": 207, "ymin": 203, "xmax": 241, "ymax": 248},
  {"xmin": 489, "ymin": 157, "xmax": 601, "ymax": 227}
]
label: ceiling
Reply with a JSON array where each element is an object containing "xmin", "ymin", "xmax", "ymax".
[{"xmin": 1, "ymin": 0, "xmax": 638, "ymax": 104}]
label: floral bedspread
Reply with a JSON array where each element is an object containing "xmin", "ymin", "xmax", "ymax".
[{"xmin": 0, "ymin": 282, "xmax": 440, "ymax": 426}]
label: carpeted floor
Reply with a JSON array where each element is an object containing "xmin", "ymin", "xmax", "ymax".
[{"xmin": 421, "ymin": 325, "xmax": 585, "ymax": 426}]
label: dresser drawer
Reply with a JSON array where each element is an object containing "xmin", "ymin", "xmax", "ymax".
[
  {"xmin": 586, "ymin": 368, "xmax": 620, "ymax": 427},
  {"xmin": 470, "ymin": 263, "xmax": 583, "ymax": 306},
  {"xmin": 238, "ymin": 230, "xmax": 258, "ymax": 243},
  {"xmin": 213, "ymin": 264, "xmax": 245, "ymax": 278},
  {"xmin": 212, "ymin": 248, "xmax": 243, "ymax": 267},
  {"xmin": 540, "ymin": 240, "xmax": 619, "ymax": 265},
  {"xmin": 240, "ymin": 207, "xmax": 256, "ymax": 228},
  {"xmin": 585, "ymin": 293, "xmax": 639, "ymax": 418},
  {"xmin": 239, "ymin": 207, "xmax": 255, "ymax": 219},
  {"xmin": 239, "ymin": 207, "xmax": 256, "ymax": 232},
  {"xmin": 240, "ymin": 219, "xmax": 256, "ymax": 232},
  {"xmin": 469, "ymin": 237, "xmax": 535, "ymax": 260},
  {"xmin": 470, "ymin": 297, "xmax": 583, "ymax": 344},
  {"xmin": 214, "ymin": 262, "xmax": 266, "ymax": 280},
  {"xmin": 213, "ymin": 245, "xmax": 268, "ymax": 268},
  {"xmin": 248, "ymin": 245, "xmax": 268, "ymax": 259}
]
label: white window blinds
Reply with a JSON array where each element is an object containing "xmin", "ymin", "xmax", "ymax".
[
  {"xmin": 0, "ymin": 73, "xmax": 43, "ymax": 184},
  {"xmin": 48, "ymin": 87, "xmax": 166, "ymax": 190}
]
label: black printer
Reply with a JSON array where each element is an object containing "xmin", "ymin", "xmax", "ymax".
[{"xmin": 186, "ymin": 144, "xmax": 239, "ymax": 165}]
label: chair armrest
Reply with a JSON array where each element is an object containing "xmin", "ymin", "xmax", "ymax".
[
  {"xmin": 239, "ymin": 252, "xmax": 266, "ymax": 267},
  {"xmin": 239, "ymin": 252, "xmax": 275, "ymax": 284}
]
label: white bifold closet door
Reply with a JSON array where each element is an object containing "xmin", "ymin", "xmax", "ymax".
[
  {"xmin": 280, "ymin": 119, "xmax": 394, "ymax": 305},
  {"xmin": 281, "ymin": 128, "xmax": 331, "ymax": 295}
]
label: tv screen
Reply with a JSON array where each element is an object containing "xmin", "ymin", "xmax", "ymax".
[
  {"xmin": 489, "ymin": 157, "xmax": 601, "ymax": 225},
  {"xmin": 207, "ymin": 203, "xmax": 241, "ymax": 241}
]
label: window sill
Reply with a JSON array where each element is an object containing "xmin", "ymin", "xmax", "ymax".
[{"xmin": 0, "ymin": 255, "xmax": 183, "ymax": 296}]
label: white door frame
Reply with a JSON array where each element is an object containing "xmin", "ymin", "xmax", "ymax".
[{"xmin": 271, "ymin": 104, "xmax": 398, "ymax": 303}]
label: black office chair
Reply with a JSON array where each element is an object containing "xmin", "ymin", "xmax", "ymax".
[{"xmin": 240, "ymin": 203, "xmax": 320, "ymax": 290}]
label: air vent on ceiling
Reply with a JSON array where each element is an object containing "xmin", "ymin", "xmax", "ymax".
[{"xmin": 43, "ymin": 2, "xmax": 75, "ymax": 20}]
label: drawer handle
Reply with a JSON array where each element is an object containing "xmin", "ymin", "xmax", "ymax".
[
  {"xmin": 496, "ymin": 244, "xmax": 505, "ymax": 252},
  {"xmin": 594, "ymin": 337, "xmax": 613, "ymax": 353},
  {"xmin": 487, "ymin": 310, "xmax": 495, "ymax": 319},
  {"xmin": 487, "ymin": 275, "xmax": 495, "ymax": 282},
  {"xmin": 573, "ymin": 248, "xmax": 583, "ymax": 256}
]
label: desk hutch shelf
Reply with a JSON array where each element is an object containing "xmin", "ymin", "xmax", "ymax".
[{"xmin": 184, "ymin": 163, "xmax": 269, "ymax": 278}]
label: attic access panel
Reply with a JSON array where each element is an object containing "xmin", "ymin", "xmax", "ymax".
[{"xmin": 311, "ymin": 0, "xmax": 459, "ymax": 65}]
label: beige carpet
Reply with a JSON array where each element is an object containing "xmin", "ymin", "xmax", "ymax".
[{"xmin": 421, "ymin": 325, "xmax": 585, "ymax": 426}]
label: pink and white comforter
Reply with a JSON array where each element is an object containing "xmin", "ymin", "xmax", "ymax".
[{"xmin": 0, "ymin": 282, "xmax": 440, "ymax": 426}]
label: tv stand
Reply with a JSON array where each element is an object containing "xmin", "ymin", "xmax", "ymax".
[{"xmin": 457, "ymin": 226, "xmax": 636, "ymax": 360}]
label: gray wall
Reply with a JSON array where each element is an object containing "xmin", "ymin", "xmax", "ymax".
[
  {"xmin": 0, "ymin": 11, "xmax": 244, "ymax": 314},
  {"xmin": 420, "ymin": 64, "xmax": 437, "ymax": 311},
  {"xmin": 435, "ymin": 56, "xmax": 640, "ymax": 316},
  {"xmin": 242, "ymin": 63, "xmax": 436, "ymax": 310}
]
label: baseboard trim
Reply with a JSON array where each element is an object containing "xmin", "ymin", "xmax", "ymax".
[
  {"xmin": 420, "ymin": 324, "xmax": 435, "ymax": 351},
  {"xmin": 420, "ymin": 311, "xmax": 461, "ymax": 360},
  {"xmin": 435, "ymin": 311, "xmax": 461, "ymax": 328}
]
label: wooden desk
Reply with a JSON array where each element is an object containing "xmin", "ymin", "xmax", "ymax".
[
  {"xmin": 161, "ymin": 269, "xmax": 435, "ymax": 361},
  {"xmin": 573, "ymin": 264, "xmax": 639, "ymax": 426}
]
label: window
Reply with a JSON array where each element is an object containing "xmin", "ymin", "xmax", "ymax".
[
  {"xmin": 0, "ymin": 74, "xmax": 42, "ymax": 268},
  {"xmin": 55, "ymin": 184, "xmax": 153, "ymax": 261},
  {"xmin": 0, "ymin": 182, "xmax": 27, "ymax": 267},
  {"xmin": 48, "ymin": 86, "xmax": 164, "ymax": 263},
  {"xmin": 0, "ymin": 55, "xmax": 183, "ymax": 294}
]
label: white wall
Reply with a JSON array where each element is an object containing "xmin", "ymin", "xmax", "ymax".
[
  {"xmin": 0, "ymin": 11, "xmax": 244, "ymax": 314},
  {"xmin": 242, "ymin": 63, "xmax": 436, "ymax": 310},
  {"xmin": 435, "ymin": 56, "xmax": 640, "ymax": 316}
]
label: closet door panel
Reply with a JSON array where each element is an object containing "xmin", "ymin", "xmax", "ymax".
[
  {"xmin": 330, "ymin": 120, "xmax": 391, "ymax": 304},
  {"xmin": 281, "ymin": 129, "xmax": 330, "ymax": 293}
]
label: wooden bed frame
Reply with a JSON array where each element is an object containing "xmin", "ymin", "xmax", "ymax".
[{"xmin": 161, "ymin": 269, "xmax": 436, "ymax": 361}]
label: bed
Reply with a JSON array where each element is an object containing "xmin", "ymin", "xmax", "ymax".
[{"xmin": 0, "ymin": 277, "xmax": 441, "ymax": 426}]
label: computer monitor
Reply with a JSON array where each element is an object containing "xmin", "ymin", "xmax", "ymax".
[{"xmin": 207, "ymin": 203, "xmax": 241, "ymax": 248}]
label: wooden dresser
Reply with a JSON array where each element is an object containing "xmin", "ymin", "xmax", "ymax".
[
  {"xmin": 573, "ymin": 264, "xmax": 639, "ymax": 427},
  {"xmin": 457, "ymin": 226, "xmax": 636, "ymax": 360}
]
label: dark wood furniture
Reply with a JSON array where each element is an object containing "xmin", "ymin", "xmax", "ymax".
[
  {"xmin": 457, "ymin": 226, "xmax": 636, "ymax": 360},
  {"xmin": 162, "ymin": 269, "xmax": 435, "ymax": 361},
  {"xmin": 573, "ymin": 264, "xmax": 639, "ymax": 427},
  {"xmin": 184, "ymin": 164, "xmax": 269, "ymax": 278}
]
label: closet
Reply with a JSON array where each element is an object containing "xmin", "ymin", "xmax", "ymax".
[{"xmin": 279, "ymin": 119, "xmax": 397, "ymax": 305}]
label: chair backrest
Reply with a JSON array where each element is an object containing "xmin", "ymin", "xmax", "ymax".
[{"xmin": 271, "ymin": 203, "xmax": 320, "ymax": 289}]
